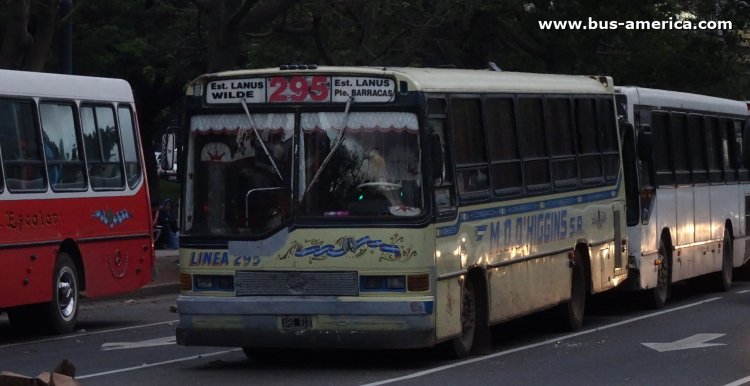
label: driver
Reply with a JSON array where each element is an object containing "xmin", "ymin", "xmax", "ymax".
[{"xmin": 364, "ymin": 147, "xmax": 388, "ymax": 182}]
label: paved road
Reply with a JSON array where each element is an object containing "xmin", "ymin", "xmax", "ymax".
[{"xmin": 2, "ymin": 270, "xmax": 750, "ymax": 385}]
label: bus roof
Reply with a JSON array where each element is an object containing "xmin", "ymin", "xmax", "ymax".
[
  {"xmin": 193, "ymin": 66, "xmax": 615, "ymax": 95},
  {"xmin": 616, "ymin": 86, "xmax": 749, "ymax": 117},
  {"xmin": 0, "ymin": 69, "xmax": 135, "ymax": 102}
]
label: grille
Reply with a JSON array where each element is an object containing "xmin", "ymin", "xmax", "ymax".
[{"xmin": 235, "ymin": 271, "xmax": 359, "ymax": 296}]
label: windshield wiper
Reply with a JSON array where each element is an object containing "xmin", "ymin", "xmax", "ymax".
[
  {"xmin": 303, "ymin": 95, "xmax": 354, "ymax": 196},
  {"xmin": 240, "ymin": 99, "xmax": 284, "ymax": 182}
]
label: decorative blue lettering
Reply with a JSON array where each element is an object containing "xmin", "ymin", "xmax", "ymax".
[{"xmin": 490, "ymin": 221, "xmax": 501, "ymax": 251}]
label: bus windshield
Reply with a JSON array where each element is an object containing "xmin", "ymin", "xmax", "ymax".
[
  {"xmin": 299, "ymin": 111, "xmax": 422, "ymax": 217},
  {"xmin": 188, "ymin": 111, "xmax": 422, "ymax": 237}
]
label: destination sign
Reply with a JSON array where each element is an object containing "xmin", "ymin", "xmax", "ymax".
[{"xmin": 206, "ymin": 76, "xmax": 396, "ymax": 104}]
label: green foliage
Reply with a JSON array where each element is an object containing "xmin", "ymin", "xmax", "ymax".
[{"xmin": 1, "ymin": 0, "xmax": 749, "ymax": 131}]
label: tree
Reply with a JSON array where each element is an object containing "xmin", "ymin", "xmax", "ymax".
[
  {"xmin": 191, "ymin": 0, "xmax": 304, "ymax": 72},
  {"xmin": 1, "ymin": 0, "xmax": 62, "ymax": 70}
]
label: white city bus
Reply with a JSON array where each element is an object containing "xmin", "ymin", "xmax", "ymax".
[
  {"xmin": 617, "ymin": 87, "xmax": 750, "ymax": 307},
  {"xmin": 172, "ymin": 66, "xmax": 628, "ymax": 357}
]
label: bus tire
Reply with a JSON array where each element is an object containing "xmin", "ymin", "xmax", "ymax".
[
  {"xmin": 45, "ymin": 253, "xmax": 80, "ymax": 334},
  {"xmin": 716, "ymin": 228, "xmax": 733, "ymax": 292},
  {"xmin": 561, "ymin": 250, "xmax": 585, "ymax": 331},
  {"xmin": 648, "ymin": 239, "xmax": 670, "ymax": 309},
  {"xmin": 449, "ymin": 278, "xmax": 477, "ymax": 358}
]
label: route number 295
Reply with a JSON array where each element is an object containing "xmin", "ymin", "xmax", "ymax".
[{"xmin": 268, "ymin": 76, "xmax": 330, "ymax": 102}]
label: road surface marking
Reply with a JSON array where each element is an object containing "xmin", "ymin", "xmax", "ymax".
[
  {"xmin": 362, "ymin": 297, "xmax": 722, "ymax": 386},
  {"xmin": 0, "ymin": 320, "xmax": 179, "ymax": 349},
  {"xmin": 736, "ymin": 290, "xmax": 750, "ymax": 294},
  {"xmin": 642, "ymin": 333, "xmax": 725, "ymax": 352},
  {"xmin": 77, "ymin": 349, "xmax": 242, "ymax": 379},
  {"xmin": 725, "ymin": 375, "xmax": 750, "ymax": 386},
  {"xmin": 101, "ymin": 336, "xmax": 176, "ymax": 351}
]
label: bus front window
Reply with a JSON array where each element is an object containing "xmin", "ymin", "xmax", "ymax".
[
  {"xmin": 189, "ymin": 113, "xmax": 293, "ymax": 235},
  {"xmin": 298, "ymin": 112, "xmax": 423, "ymax": 217}
]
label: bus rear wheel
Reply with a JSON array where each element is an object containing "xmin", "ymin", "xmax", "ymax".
[
  {"xmin": 46, "ymin": 253, "xmax": 80, "ymax": 334},
  {"xmin": 716, "ymin": 229, "xmax": 733, "ymax": 292},
  {"xmin": 560, "ymin": 251, "xmax": 585, "ymax": 331}
]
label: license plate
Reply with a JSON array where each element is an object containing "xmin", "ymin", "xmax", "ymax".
[{"xmin": 279, "ymin": 316, "xmax": 313, "ymax": 329}]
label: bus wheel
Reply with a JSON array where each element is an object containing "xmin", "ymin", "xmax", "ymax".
[
  {"xmin": 46, "ymin": 253, "xmax": 80, "ymax": 334},
  {"xmin": 561, "ymin": 251, "xmax": 585, "ymax": 331},
  {"xmin": 449, "ymin": 278, "xmax": 477, "ymax": 358},
  {"xmin": 716, "ymin": 229, "xmax": 733, "ymax": 292},
  {"xmin": 648, "ymin": 240, "xmax": 670, "ymax": 309}
]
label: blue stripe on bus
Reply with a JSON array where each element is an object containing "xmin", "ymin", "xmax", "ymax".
[{"xmin": 436, "ymin": 184, "xmax": 620, "ymax": 239}]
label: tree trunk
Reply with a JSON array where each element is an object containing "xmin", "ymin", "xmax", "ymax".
[
  {"xmin": 0, "ymin": 0, "xmax": 33, "ymax": 70},
  {"xmin": 23, "ymin": 0, "xmax": 59, "ymax": 71}
]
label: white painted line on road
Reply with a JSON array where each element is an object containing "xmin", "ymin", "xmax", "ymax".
[
  {"xmin": 77, "ymin": 348, "xmax": 242, "ymax": 379},
  {"xmin": 725, "ymin": 375, "xmax": 750, "ymax": 386},
  {"xmin": 362, "ymin": 297, "xmax": 723, "ymax": 386},
  {"xmin": 101, "ymin": 336, "xmax": 176, "ymax": 351},
  {"xmin": 0, "ymin": 320, "xmax": 179, "ymax": 349},
  {"xmin": 736, "ymin": 290, "xmax": 750, "ymax": 294}
]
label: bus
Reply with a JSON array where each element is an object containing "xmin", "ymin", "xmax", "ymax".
[
  {"xmin": 172, "ymin": 66, "xmax": 628, "ymax": 357},
  {"xmin": 616, "ymin": 87, "xmax": 750, "ymax": 308},
  {"xmin": 0, "ymin": 69, "xmax": 155, "ymax": 334}
]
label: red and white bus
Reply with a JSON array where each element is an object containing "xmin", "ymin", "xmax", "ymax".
[{"xmin": 0, "ymin": 70, "xmax": 155, "ymax": 334}]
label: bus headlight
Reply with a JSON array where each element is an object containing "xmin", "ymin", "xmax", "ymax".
[{"xmin": 193, "ymin": 275, "xmax": 235, "ymax": 291}]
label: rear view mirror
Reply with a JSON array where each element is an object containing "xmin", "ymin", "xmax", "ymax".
[{"xmin": 160, "ymin": 132, "xmax": 176, "ymax": 171}]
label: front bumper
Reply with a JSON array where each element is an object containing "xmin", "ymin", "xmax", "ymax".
[{"xmin": 176, "ymin": 295, "xmax": 436, "ymax": 349}]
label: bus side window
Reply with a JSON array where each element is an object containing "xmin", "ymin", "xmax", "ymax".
[
  {"xmin": 429, "ymin": 118, "xmax": 455, "ymax": 213},
  {"xmin": 650, "ymin": 112, "xmax": 674, "ymax": 187},
  {"xmin": 546, "ymin": 96, "xmax": 576, "ymax": 190},
  {"xmin": 741, "ymin": 119, "xmax": 750, "ymax": 181},
  {"xmin": 487, "ymin": 97, "xmax": 523, "ymax": 196},
  {"xmin": 82, "ymin": 105, "xmax": 125, "ymax": 190},
  {"xmin": 706, "ymin": 117, "xmax": 723, "ymax": 183},
  {"xmin": 518, "ymin": 97, "xmax": 550, "ymax": 192},
  {"xmin": 40, "ymin": 102, "xmax": 86, "ymax": 191},
  {"xmin": 575, "ymin": 98, "xmax": 603, "ymax": 186},
  {"xmin": 722, "ymin": 118, "xmax": 738, "ymax": 183},
  {"xmin": 687, "ymin": 114, "xmax": 708, "ymax": 184},
  {"xmin": 598, "ymin": 98, "xmax": 620, "ymax": 184},
  {"xmin": 118, "ymin": 105, "xmax": 143, "ymax": 189},
  {"xmin": 427, "ymin": 97, "xmax": 456, "ymax": 215},
  {"xmin": 669, "ymin": 113, "xmax": 689, "ymax": 185},
  {"xmin": 451, "ymin": 98, "xmax": 490, "ymax": 199},
  {"xmin": 0, "ymin": 99, "xmax": 45, "ymax": 192}
]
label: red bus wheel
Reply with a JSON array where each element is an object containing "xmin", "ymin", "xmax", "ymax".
[{"xmin": 46, "ymin": 253, "xmax": 80, "ymax": 334}]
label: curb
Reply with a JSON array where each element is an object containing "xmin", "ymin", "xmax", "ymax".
[
  {"xmin": 135, "ymin": 283, "xmax": 181, "ymax": 298},
  {"xmin": 82, "ymin": 283, "xmax": 180, "ymax": 304}
]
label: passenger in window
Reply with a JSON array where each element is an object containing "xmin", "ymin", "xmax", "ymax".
[
  {"xmin": 469, "ymin": 169, "xmax": 488, "ymax": 190},
  {"xmin": 43, "ymin": 133, "xmax": 61, "ymax": 184}
]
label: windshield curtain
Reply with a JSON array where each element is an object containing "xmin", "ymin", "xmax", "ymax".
[
  {"xmin": 189, "ymin": 113, "xmax": 293, "ymax": 235},
  {"xmin": 299, "ymin": 111, "xmax": 423, "ymax": 217}
]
